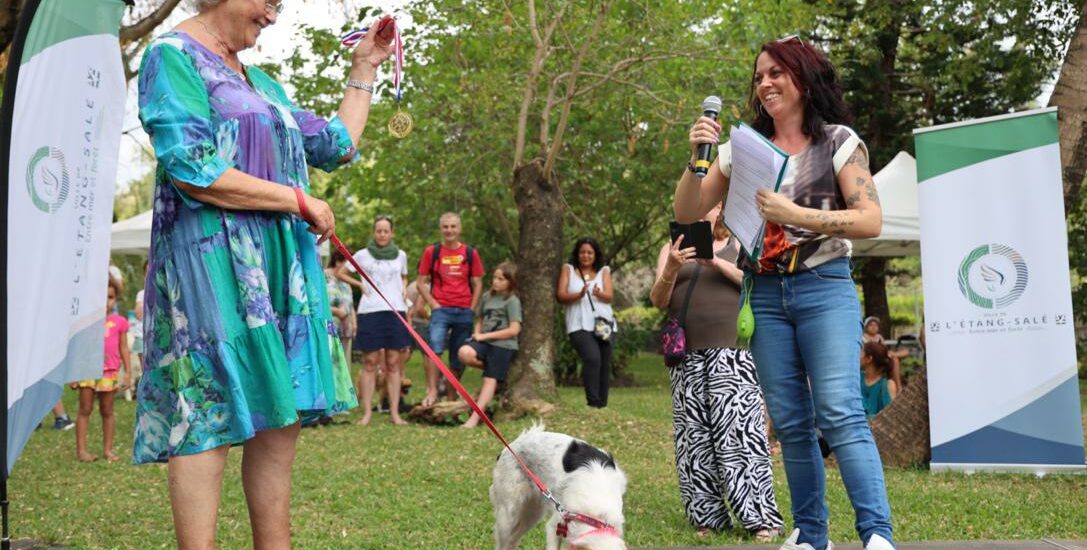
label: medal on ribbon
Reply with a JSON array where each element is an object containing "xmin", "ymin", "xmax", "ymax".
[
  {"xmin": 341, "ymin": 18, "xmax": 412, "ymax": 139},
  {"xmin": 386, "ymin": 28, "xmax": 412, "ymax": 139}
]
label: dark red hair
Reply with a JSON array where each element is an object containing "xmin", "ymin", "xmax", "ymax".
[
  {"xmin": 863, "ymin": 341, "xmax": 892, "ymax": 377},
  {"xmin": 747, "ymin": 38, "xmax": 852, "ymax": 143}
]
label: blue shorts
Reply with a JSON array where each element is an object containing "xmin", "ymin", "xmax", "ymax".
[
  {"xmin": 465, "ymin": 340, "xmax": 517, "ymax": 381},
  {"xmin": 354, "ymin": 311, "xmax": 412, "ymax": 352}
]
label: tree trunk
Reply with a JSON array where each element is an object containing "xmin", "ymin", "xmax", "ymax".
[
  {"xmin": 507, "ymin": 158, "xmax": 562, "ymax": 406},
  {"xmin": 860, "ymin": 258, "xmax": 891, "ymax": 338},
  {"xmin": 1049, "ymin": 0, "xmax": 1087, "ymax": 212},
  {"xmin": 870, "ymin": 366, "xmax": 930, "ymax": 467},
  {"xmin": 854, "ymin": 6, "xmax": 903, "ymax": 339}
]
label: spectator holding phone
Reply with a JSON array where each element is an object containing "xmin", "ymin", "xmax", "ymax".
[{"xmin": 651, "ymin": 203, "xmax": 783, "ymax": 540}]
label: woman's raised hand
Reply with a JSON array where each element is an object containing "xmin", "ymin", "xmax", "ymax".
[
  {"xmin": 351, "ymin": 18, "xmax": 395, "ymax": 70},
  {"xmin": 688, "ymin": 116, "xmax": 721, "ymax": 158},
  {"xmin": 667, "ymin": 234, "xmax": 697, "ymax": 270}
]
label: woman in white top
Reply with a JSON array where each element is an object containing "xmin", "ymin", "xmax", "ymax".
[
  {"xmin": 340, "ymin": 215, "xmax": 411, "ymax": 426},
  {"xmin": 555, "ymin": 237, "xmax": 615, "ymax": 408}
]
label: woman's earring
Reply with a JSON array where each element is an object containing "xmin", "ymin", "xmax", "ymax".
[{"xmin": 755, "ymin": 102, "xmax": 766, "ymax": 117}]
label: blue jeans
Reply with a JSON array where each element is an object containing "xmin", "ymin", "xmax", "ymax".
[
  {"xmin": 747, "ymin": 257, "xmax": 893, "ymax": 550},
  {"xmin": 428, "ymin": 307, "xmax": 475, "ymax": 372}
]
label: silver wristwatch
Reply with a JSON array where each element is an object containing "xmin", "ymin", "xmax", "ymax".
[{"xmin": 346, "ymin": 79, "xmax": 374, "ymax": 93}]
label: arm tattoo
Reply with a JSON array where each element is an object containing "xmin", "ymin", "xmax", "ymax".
[
  {"xmin": 861, "ymin": 177, "xmax": 881, "ymax": 206},
  {"xmin": 804, "ymin": 209, "xmax": 861, "ymax": 237},
  {"xmin": 846, "ymin": 189, "xmax": 861, "ymax": 207},
  {"xmin": 844, "ymin": 147, "xmax": 869, "ymax": 171}
]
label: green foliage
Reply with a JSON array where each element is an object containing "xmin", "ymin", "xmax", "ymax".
[
  {"xmin": 13, "ymin": 353, "xmax": 1087, "ymax": 547},
  {"xmin": 887, "ymin": 293, "xmax": 923, "ymax": 333},
  {"xmin": 815, "ymin": 0, "xmax": 1080, "ymax": 171},
  {"xmin": 113, "ymin": 170, "xmax": 154, "ymax": 222},
  {"xmin": 611, "ymin": 306, "xmax": 664, "ymax": 375},
  {"xmin": 615, "ymin": 305, "xmax": 666, "ymax": 329},
  {"xmin": 282, "ymin": 0, "xmax": 813, "ymax": 271}
]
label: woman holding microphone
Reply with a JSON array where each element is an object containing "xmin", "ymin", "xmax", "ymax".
[{"xmin": 673, "ymin": 37, "xmax": 893, "ymax": 550}]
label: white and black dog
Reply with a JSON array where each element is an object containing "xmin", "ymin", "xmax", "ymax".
[{"xmin": 491, "ymin": 424, "xmax": 627, "ymax": 550}]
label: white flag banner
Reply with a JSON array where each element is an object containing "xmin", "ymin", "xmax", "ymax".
[
  {"xmin": 3, "ymin": 0, "xmax": 127, "ymax": 474},
  {"xmin": 915, "ymin": 107, "xmax": 1085, "ymax": 474}
]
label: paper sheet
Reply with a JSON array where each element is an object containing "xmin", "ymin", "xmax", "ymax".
[{"xmin": 723, "ymin": 124, "xmax": 789, "ymax": 261}]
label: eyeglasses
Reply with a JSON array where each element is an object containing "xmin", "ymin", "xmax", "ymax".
[
  {"xmin": 777, "ymin": 34, "xmax": 801, "ymax": 44},
  {"xmin": 265, "ymin": 1, "xmax": 284, "ymax": 15}
]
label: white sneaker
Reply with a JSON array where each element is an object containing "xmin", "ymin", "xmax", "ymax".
[
  {"xmin": 865, "ymin": 534, "xmax": 894, "ymax": 550},
  {"xmin": 780, "ymin": 528, "xmax": 834, "ymax": 550}
]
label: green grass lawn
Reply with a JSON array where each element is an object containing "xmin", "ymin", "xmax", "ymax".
[{"xmin": 12, "ymin": 354, "xmax": 1087, "ymax": 549}]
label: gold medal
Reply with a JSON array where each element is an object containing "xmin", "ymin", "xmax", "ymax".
[{"xmin": 388, "ymin": 109, "xmax": 413, "ymax": 139}]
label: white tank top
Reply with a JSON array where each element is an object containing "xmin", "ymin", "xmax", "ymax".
[{"xmin": 563, "ymin": 264, "xmax": 614, "ymax": 334}]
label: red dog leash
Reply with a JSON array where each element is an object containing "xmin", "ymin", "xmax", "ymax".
[{"xmin": 295, "ymin": 188, "xmax": 615, "ymax": 538}]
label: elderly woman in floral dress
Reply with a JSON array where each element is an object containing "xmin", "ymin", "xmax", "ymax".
[{"xmin": 132, "ymin": 0, "xmax": 392, "ymax": 547}]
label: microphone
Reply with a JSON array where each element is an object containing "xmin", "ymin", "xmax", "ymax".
[{"xmin": 693, "ymin": 95, "xmax": 722, "ymax": 178}]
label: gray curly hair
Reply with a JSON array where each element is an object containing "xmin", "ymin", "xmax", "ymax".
[{"xmin": 187, "ymin": 0, "xmax": 225, "ymax": 12}]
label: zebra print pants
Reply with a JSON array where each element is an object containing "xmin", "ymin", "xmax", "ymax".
[{"xmin": 669, "ymin": 347, "xmax": 785, "ymax": 532}]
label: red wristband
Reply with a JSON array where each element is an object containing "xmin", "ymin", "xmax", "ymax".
[{"xmin": 293, "ymin": 187, "xmax": 311, "ymax": 223}]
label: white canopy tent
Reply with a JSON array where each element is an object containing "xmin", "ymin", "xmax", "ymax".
[
  {"xmin": 110, "ymin": 209, "xmax": 152, "ymax": 255},
  {"xmin": 852, "ymin": 151, "xmax": 920, "ymax": 257}
]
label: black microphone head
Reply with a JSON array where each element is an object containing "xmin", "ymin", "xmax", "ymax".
[{"xmin": 702, "ymin": 95, "xmax": 722, "ymax": 115}]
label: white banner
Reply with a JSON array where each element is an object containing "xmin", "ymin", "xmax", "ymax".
[
  {"xmin": 5, "ymin": 0, "xmax": 126, "ymax": 473},
  {"xmin": 915, "ymin": 108, "xmax": 1084, "ymax": 473}
]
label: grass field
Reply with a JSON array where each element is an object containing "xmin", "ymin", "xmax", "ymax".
[{"xmin": 11, "ymin": 353, "xmax": 1087, "ymax": 549}]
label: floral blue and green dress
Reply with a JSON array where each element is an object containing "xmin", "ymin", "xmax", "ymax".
[{"xmin": 133, "ymin": 31, "xmax": 358, "ymax": 464}]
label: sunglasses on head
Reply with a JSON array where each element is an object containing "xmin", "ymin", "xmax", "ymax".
[{"xmin": 777, "ymin": 34, "xmax": 802, "ymax": 44}]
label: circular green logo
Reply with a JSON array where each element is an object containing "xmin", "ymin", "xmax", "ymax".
[
  {"xmin": 957, "ymin": 244, "xmax": 1028, "ymax": 309},
  {"xmin": 25, "ymin": 146, "xmax": 69, "ymax": 213}
]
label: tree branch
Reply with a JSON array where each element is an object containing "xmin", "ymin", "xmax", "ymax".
[
  {"xmin": 119, "ymin": 0, "xmax": 182, "ymax": 44},
  {"xmin": 546, "ymin": 49, "xmax": 710, "ymax": 109},
  {"xmin": 513, "ymin": 0, "xmax": 566, "ymax": 170},
  {"xmin": 542, "ymin": 0, "xmax": 612, "ymax": 177}
]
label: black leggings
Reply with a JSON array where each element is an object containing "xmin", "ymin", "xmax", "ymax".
[{"xmin": 569, "ymin": 330, "xmax": 613, "ymax": 408}]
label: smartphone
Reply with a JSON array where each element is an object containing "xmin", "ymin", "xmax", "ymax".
[{"xmin": 669, "ymin": 220, "xmax": 714, "ymax": 259}]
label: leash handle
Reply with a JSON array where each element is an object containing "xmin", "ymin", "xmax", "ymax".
[{"xmin": 328, "ymin": 235, "xmax": 557, "ymax": 500}]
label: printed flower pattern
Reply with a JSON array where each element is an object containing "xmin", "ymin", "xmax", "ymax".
[{"xmin": 132, "ymin": 32, "xmax": 358, "ymax": 464}]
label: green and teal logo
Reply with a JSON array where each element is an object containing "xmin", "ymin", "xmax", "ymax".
[
  {"xmin": 957, "ymin": 243, "xmax": 1028, "ymax": 309},
  {"xmin": 25, "ymin": 146, "xmax": 69, "ymax": 213}
]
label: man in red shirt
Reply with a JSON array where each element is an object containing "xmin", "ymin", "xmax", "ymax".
[{"xmin": 417, "ymin": 212, "xmax": 484, "ymax": 405}]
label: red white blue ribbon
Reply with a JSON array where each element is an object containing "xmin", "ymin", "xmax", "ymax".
[
  {"xmin": 340, "ymin": 21, "xmax": 403, "ymax": 103},
  {"xmin": 392, "ymin": 26, "xmax": 402, "ymax": 102},
  {"xmin": 339, "ymin": 28, "xmax": 368, "ymax": 46}
]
